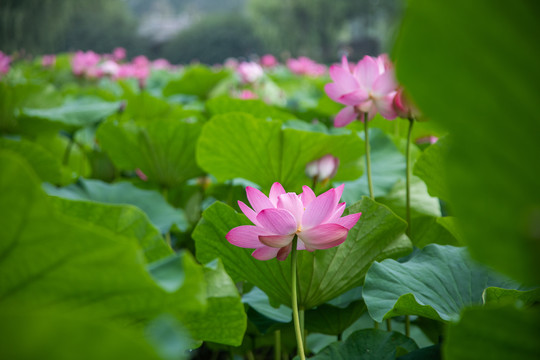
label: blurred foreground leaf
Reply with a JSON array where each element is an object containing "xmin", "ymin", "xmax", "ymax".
[
  {"xmin": 395, "ymin": 0, "xmax": 540, "ymax": 285},
  {"xmin": 443, "ymin": 306, "xmax": 540, "ymax": 360}
]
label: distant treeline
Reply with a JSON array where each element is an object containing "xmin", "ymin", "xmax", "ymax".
[{"xmin": 0, "ymin": 0, "xmax": 401, "ymax": 63}]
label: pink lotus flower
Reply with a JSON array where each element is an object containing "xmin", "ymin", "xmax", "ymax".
[
  {"xmin": 237, "ymin": 61, "xmax": 264, "ymax": 83},
  {"xmin": 42, "ymin": 55, "xmax": 56, "ymax": 67},
  {"xmin": 100, "ymin": 60, "xmax": 120, "ymax": 76},
  {"xmin": 152, "ymin": 58, "xmax": 172, "ymax": 70},
  {"xmin": 238, "ymin": 89, "xmax": 258, "ymax": 100},
  {"xmin": 113, "ymin": 47, "xmax": 126, "ymax": 61},
  {"xmin": 133, "ymin": 55, "xmax": 150, "ymax": 67},
  {"xmin": 115, "ymin": 61, "xmax": 150, "ymax": 88},
  {"xmin": 226, "ymin": 183, "xmax": 361, "ymax": 261},
  {"xmin": 261, "ymin": 54, "xmax": 278, "ymax": 68},
  {"xmin": 325, "ymin": 54, "xmax": 398, "ymax": 127},
  {"xmin": 0, "ymin": 51, "xmax": 11, "ymax": 75},
  {"xmin": 287, "ymin": 56, "xmax": 326, "ymax": 77},
  {"xmin": 306, "ymin": 154, "xmax": 339, "ymax": 181},
  {"xmin": 72, "ymin": 51, "xmax": 101, "ymax": 76}
]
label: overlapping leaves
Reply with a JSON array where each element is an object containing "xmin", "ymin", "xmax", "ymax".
[
  {"xmin": 395, "ymin": 0, "xmax": 540, "ymax": 285},
  {"xmin": 0, "ymin": 150, "xmax": 245, "ymax": 347},
  {"xmin": 97, "ymin": 117, "xmax": 204, "ymax": 188},
  {"xmin": 197, "ymin": 113, "xmax": 364, "ymax": 192},
  {"xmin": 363, "ymin": 244, "xmax": 528, "ymax": 322},
  {"xmin": 45, "ymin": 178, "xmax": 188, "ymax": 234}
]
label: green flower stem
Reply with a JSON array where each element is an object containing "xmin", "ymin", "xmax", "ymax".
[
  {"xmin": 246, "ymin": 350, "xmax": 255, "ymax": 360},
  {"xmin": 374, "ymin": 321, "xmax": 379, "ymax": 329},
  {"xmin": 406, "ymin": 118, "xmax": 415, "ymax": 237},
  {"xmin": 162, "ymin": 187, "xmax": 172, "ymax": 249},
  {"xmin": 386, "ymin": 319, "xmax": 392, "ymax": 331},
  {"xmin": 300, "ymin": 308, "xmax": 306, "ymax": 349},
  {"xmin": 405, "ymin": 117, "xmax": 414, "ymax": 338},
  {"xmin": 291, "ymin": 236, "xmax": 306, "ymax": 360},
  {"xmin": 274, "ymin": 330, "xmax": 281, "ymax": 360},
  {"xmin": 363, "ymin": 112, "xmax": 374, "ymax": 199}
]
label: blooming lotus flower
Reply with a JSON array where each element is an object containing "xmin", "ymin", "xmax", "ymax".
[
  {"xmin": 152, "ymin": 58, "xmax": 172, "ymax": 70},
  {"xmin": 100, "ymin": 60, "xmax": 120, "ymax": 76},
  {"xmin": 42, "ymin": 55, "xmax": 56, "ymax": 67},
  {"xmin": 115, "ymin": 61, "xmax": 150, "ymax": 88},
  {"xmin": 306, "ymin": 154, "xmax": 339, "ymax": 181},
  {"xmin": 287, "ymin": 56, "xmax": 326, "ymax": 77},
  {"xmin": 237, "ymin": 61, "xmax": 264, "ymax": 83},
  {"xmin": 261, "ymin": 54, "xmax": 278, "ymax": 68},
  {"xmin": 0, "ymin": 51, "xmax": 11, "ymax": 76},
  {"xmin": 113, "ymin": 47, "xmax": 126, "ymax": 61},
  {"xmin": 71, "ymin": 51, "xmax": 101, "ymax": 76},
  {"xmin": 226, "ymin": 183, "xmax": 361, "ymax": 261},
  {"xmin": 132, "ymin": 55, "xmax": 150, "ymax": 67},
  {"xmin": 325, "ymin": 54, "xmax": 398, "ymax": 127}
]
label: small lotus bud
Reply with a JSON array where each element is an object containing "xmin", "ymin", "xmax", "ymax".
[{"xmin": 306, "ymin": 154, "xmax": 339, "ymax": 181}]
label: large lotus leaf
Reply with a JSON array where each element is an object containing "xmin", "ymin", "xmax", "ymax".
[
  {"xmin": 377, "ymin": 177, "xmax": 459, "ymax": 247},
  {"xmin": 243, "ymin": 287, "xmax": 292, "ymax": 323},
  {"xmin": 443, "ymin": 306, "xmax": 540, "ymax": 360},
  {"xmin": 193, "ymin": 197, "xmax": 411, "ymax": 309},
  {"xmin": 44, "ymin": 178, "xmax": 188, "ymax": 233},
  {"xmin": 0, "ymin": 151, "xmax": 206, "ymax": 322},
  {"xmin": 196, "ymin": 113, "xmax": 364, "ymax": 192},
  {"xmin": 339, "ymin": 128, "xmax": 405, "ymax": 204},
  {"xmin": 96, "ymin": 118, "xmax": 204, "ymax": 188},
  {"xmin": 413, "ymin": 135, "xmax": 450, "ymax": 201},
  {"xmin": 180, "ymin": 259, "xmax": 247, "ymax": 346},
  {"xmin": 206, "ymin": 96, "xmax": 296, "ymax": 121},
  {"xmin": 311, "ymin": 329, "xmax": 418, "ymax": 360},
  {"xmin": 0, "ymin": 137, "xmax": 62, "ymax": 184},
  {"xmin": 482, "ymin": 287, "xmax": 540, "ymax": 307},
  {"xmin": 363, "ymin": 244, "xmax": 525, "ymax": 322},
  {"xmin": 0, "ymin": 306, "xmax": 163, "ymax": 360},
  {"xmin": 241, "ymin": 286, "xmax": 293, "ymax": 334},
  {"xmin": 19, "ymin": 97, "xmax": 122, "ymax": 133},
  {"xmin": 121, "ymin": 90, "xmax": 200, "ymax": 123},
  {"xmin": 395, "ymin": 0, "xmax": 540, "ymax": 285},
  {"xmin": 163, "ymin": 65, "xmax": 229, "ymax": 99},
  {"xmin": 436, "ymin": 217, "xmax": 464, "ymax": 244},
  {"xmin": 0, "ymin": 82, "xmax": 62, "ymax": 134},
  {"xmin": 124, "ymin": 90, "xmax": 172, "ymax": 119},
  {"xmin": 46, "ymin": 196, "xmax": 172, "ymax": 263},
  {"xmin": 144, "ymin": 315, "xmax": 193, "ymax": 360}
]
